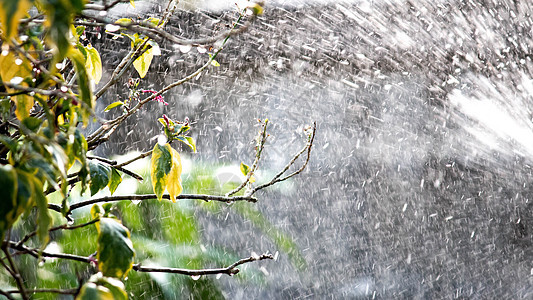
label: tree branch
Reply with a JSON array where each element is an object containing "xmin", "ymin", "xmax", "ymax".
[
  {"xmin": 227, "ymin": 119, "xmax": 269, "ymax": 196},
  {"xmin": 16, "ymin": 218, "xmax": 99, "ymax": 248},
  {"xmin": 1, "ymin": 244, "xmax": 28, "ymax": 300},
  {"xmin": 6, "ymin": 240, "xmax": 272, "ymax": 278},
  {"xmin": 5, "ymin": 288, "xmax": 78, "ymax": 295},
  {"xmin": 250, "ymin": 121, "xmax": 317, "ymax": 195},
  {"xmin": 47, "ymin": 194, "xmax": 258, "ymax": 215},
  {"xmin": 133, "ymin": 253, "xmax": 273, "ymax": 276}
]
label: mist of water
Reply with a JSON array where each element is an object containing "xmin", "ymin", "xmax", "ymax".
[{"xmin": 92, "ymin": 0, "xmax": 533, "ymax": 298}]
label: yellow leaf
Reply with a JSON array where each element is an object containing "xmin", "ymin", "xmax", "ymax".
[
  {"xmin": 129, "ymin": 0, "xmax": 135, "ymax": 8},
  {"xmin": 85, "ymin": 44, "xmax": 102, "ymax": 84},
  {"xmin": 0, "ymin": 49, "xmax": 34, "ymax": 120},
  {"xmin": 150, "ymin": 143, "xmax": 171, "ymax": 201},
  {"xmin": 167, "ymin": 147, "xmax": 183, "ymax": 202},
  {"xmin": 0, "ymin": 0, "xmax": 31, "ymax": 40},
  {"xmin": 133, "ymin": 47, "xmax": 153, "ymax": 78}
]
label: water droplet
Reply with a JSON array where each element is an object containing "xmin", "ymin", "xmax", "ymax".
[
  {"xmin": 38, "ymin": 260, "xmax": 45, "ymax": 267},
  {"xmin": 105, "ymin": 24, "xmax": 121, "ymax": 32},
  {"xmin": 179, "ymin": 44, "xmax": 192, "ymax": 53},
  {"xmin": 15, "ymin": 58, "xmax": 22, "ymax": 65},
  {"xmin": 251, "ymin": 251, "xmax": 260, "ymax": 260},
  {"xmin": 10, "ymin": 77, "xmax": 23, "ymax": 85},
  {"xmin": 191, "ymin": 275, "xmax": 201, "ymax": 281},
  {"xmin": 226, "ymin": 201, "xmax": 234, "ymax": 206},
  {"xmin": 60, "ymin": 86, "xmax": 68, "ymax": 92},
  {"xmin": 55, "ymin": 63, "xmax": 64, "ymax": 69},
  {"xmin": 157, "ymin": 134, "xmax": 168, "ymax": 146},
  {"xmin": 197, "ymin": 46, "xmax": 207, "ymax": 54},
  {"xmin": 216, "ymin": 273, "xmax": 222, "ymax": 280},
  {"xmin": 67, "ymin": 219, "xmax": 74, "ymax": 225}
]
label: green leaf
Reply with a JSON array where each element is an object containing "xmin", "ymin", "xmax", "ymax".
[
  {"xmin": 108, "ymin": 168, "xmax": 122, "ymax": 195},
  {"xmin": 85, "ymin": 44, "xmax": 102, "ymax": 84},
  {"xmin": 176, "ymin": 136, "xmax": 196, "ymax": 152},
  {"xmin": 104, "ymin": 101, "xmax": 124, "ymax": 112},
  {"xmin": 14, "ymin": 169, "xmax": 35, "ymax": 218},
  {"xmin": 208, "ymin": 53, "xmax": 220, "ymax": 67},
  {"xmin": 97, "ymin": 218, "xmax": 135, "ymax": 279},
  {"xmin": 75, "ymin": 25, "xmax": 86, "ymax": 38},
  {"xmin": 32, "ymin": 176, "xmax": 52, "ymax": 247},
  {"xmin": 22, "ymin": 116, "xmax": 43, "ymax": 132},
  {"xmin": 26, "ymin": 156, "xmax": 61, "ymax": 192},
  {"xmin": 76, "ymin": 282, "xmax": 114, "ymax": 300},
  {"xmin": 72, "ymin": 128, "xmax": 88, "ymax": 161},
  {"xmin": 150, "ymin": 143, "xmax": 172, "ymax": 201},
  {"xmin": 0, "ymin": 135, "xmax": 17, "ymax": 153},
  {"xmin": 0, "ymin": 165, "xmax": 18, "ymax": 241},
  {"xmin": 77, "ymin": 273, "xmax": 128, "ymax": 300},
  {"xmin": 89, "ymin": 161, "xmax": 111, "ymax": 196},
  {"xmin": 69, "ymin": 48, "xmax": 95, "ymax": 125},
  {"xmin": 240, "ymin": 162, "xmax": 250, "ymax": 176},
  {"xmin": 133, "ymin": 46, "xmax": 153, "ymax": 78},
  {"xmin": 0, "ymin": 0, "xmax": 31, "ymax": 40},
  {"xmin": 43, "ymin": 0, "xmax": 73, "ymax": 58}
]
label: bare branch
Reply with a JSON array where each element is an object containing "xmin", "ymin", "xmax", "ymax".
[
  {"xmin": 0, "ymin": 289, "xmax": 15, "ymax": 300},
  {"xmin": 1, "ymin": 244, "xmax": 28, "ymax": 300},
  {"xmin": 47, "ymin": 194, "xmax": 257, "ymax": 215},
  {"xmin": 5, "ymin": 288, "xmax": 78, "ymax": 295},
  {"xmin": 6, "ymin": 241, "xmax": 272, "ymax": 278},
  {"xmin": 114, "ymin": 150, "xmax": 152, "ymax": 168},
  {"xmin": 250, "ymin": 122, "xmax": 317, "ymax": 195},
  {"xmin": 16, "ymin": 218, "xmax": 100, "ymax": 248},
  {"xmin": 227, "ymin": 119, "xmax": 269, "ymax": 196},
  {"xmin": 133, "ymin": 253, "xmax": 273, "ymax": 276}
]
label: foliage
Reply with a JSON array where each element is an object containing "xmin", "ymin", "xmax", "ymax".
[{"xmin": 0, "ymin": 0, "xmax": 315, "ymax": 299}]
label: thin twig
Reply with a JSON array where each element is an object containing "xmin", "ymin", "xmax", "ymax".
[
  {"xmin": 47, "ymin": 194, "xmax": 257, "ymax": 215},
  {"xmin": 6, "ymin": 241, "xmax": 272, "ymax": 277},
  {"xmin": 227, "ymin": 119, "xmax": 269, "ymax": 196},
  {"xmin": 87, "ymin": 155, "xmax": 117, "ymax": 165},
  {"xmin": 6, "ymin": 288, "xmax": 78, "ymax": 295},
  {"xmin": 16, "ymin": 218, "xmax": 100, "ymax": 248},
  {"xmin": 133, "ymin": 253, "xmax": 273, "ymax": 276},
  {"xmin": 5, "ymin": 241, "xmax": 89, "ymax": 264},
  {"xmin": 114, "ymin": 150, "xmax": 152, "ymax": 168},
  {"xmin": 0, "ymin": 289, "xmax": 15, "ymax": 300},
  {"xmin": 250, "ymin": 122, "xmax": 317, "ymax": 195},
  {"xmin": 1, "ymin": 245, "xmax": 28, "ymax": 300}
]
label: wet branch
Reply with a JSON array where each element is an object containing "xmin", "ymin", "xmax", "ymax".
[
  {"xmin": 249, "ymin": 122, "xmax": 317, "ymax": 196},
  {"xmin": 1, "ymin": 243, "xmax": 28, "ymax": 300},
  {"xmin": 5, "ymin": 288, "xmax": 78, "ymax": 296},
  {"xmin": 133, "ymin": 253, "xmax": 273, "ymax": 276},
  {"xmin": 227, "ymin": 119, "xmax": 269, "ymax": 196},
  {"xmin": 15, "ymin": 218, "xmax": 99, "ymax": 248},
  {"xmin": 5, "ymin": 240, "xmax": 272, "ymax": 278},
  {"xmin": 47, "ymin": 194, "xmax": 258, "ymax": 215}
]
